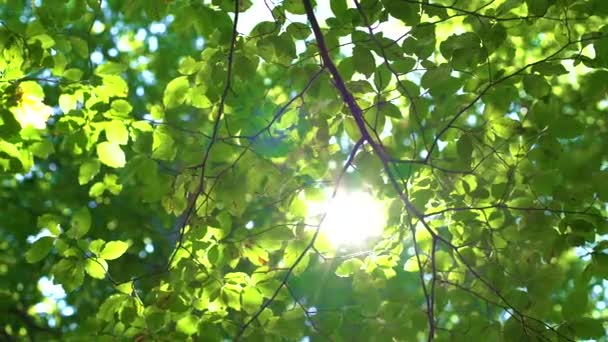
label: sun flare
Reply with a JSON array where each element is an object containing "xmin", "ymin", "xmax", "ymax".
[{"xmin": 307, "ymin": 189, "xmax": 386, "ymax": 247}]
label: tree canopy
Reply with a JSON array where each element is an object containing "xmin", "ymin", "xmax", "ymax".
[{"xmin": 2, "ymin": 0, "xmax": 608, "ymax": 340}]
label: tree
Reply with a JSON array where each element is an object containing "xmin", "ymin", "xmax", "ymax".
[{"xmin": 1, "ymin": 0, "xmax": 608, "ymax": 340}]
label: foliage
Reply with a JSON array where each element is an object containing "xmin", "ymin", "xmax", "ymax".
[{"xmin": 1, "ymin": 0, "xmax": 608, "ymax": 340}]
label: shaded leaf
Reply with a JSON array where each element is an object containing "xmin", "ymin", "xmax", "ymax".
[
  {"xmin": 25, "ymin": 236, "xmax": 55, "ymax": 263},
  {"xmin": 67, "ymin": 207, "xmax": 91, "ymax": 239}
]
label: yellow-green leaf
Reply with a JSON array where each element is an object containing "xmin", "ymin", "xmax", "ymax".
[
  {"xmin": 99, "ymin": 241, "xmax": 129, "ymax": 260},
  {"xmin": 115, "ymin": 281, "xmax": 132, "ymax": 294},
  {"xmin": 96, "ymin": 142, "xmax": 126, "ymax": 168},
  {"xmin": 152, "ymin": 130, "xmax": 176, "ymax": 161},
  {"xmin": 85, "ymin": 258, "xmax": 107, "ymax": 279},
  {"xmin": 163, "ymin": 76, "xmax": 189, "ymax": 109},
  {"xmin": 336, "ymin": 258, "xmax": 363, "ymax": 277},
  {"xmin": 105, "ymin": 120, "xmax": 129, "ymax": 145},
  {"xmin": 59, "ymin": 93, "xmax": 78, "ymax": 113},
  {"xmin": 79, "ymin": 159, "xmax": 101, "ymax": 185},
  {"xmin": 96, "ymin": 62, "xmax": 127, "ymax": 75},
  {"xmin": 176, "ymin": 314, "xmax": 199, "ymax": 335}
]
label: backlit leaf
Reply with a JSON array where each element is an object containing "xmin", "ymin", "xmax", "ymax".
[
  {"xmin": 336, "ymin": 258, "xmax": 363, "ymax": 277},
  {"xmin": 79, "ymin": 159, "xmax": 101, "ymax": 185},
  {"xmin": 105, "ymin": 120, "xmax": 129, "ymax": 145},
  {"xmin": 99, "ymin": 241, "xmax": 129, "ymax": 260},
  {"xmin": 96, "ymin": 142, "xmax": 126, "ymax": 168},
  {"xmin": 85, "ymin": 258, "xmax": 107, "ymax": 279},
  {"xmin": 176, "ymin": 314, "xmax": 199, "ymax": 336},
  {"xmin": 163, "ymin": 76, "xmax": 189, "ymax": 109}
]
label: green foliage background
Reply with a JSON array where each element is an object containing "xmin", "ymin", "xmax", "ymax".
[{"xmin": 1, "ymin": 0, "xmax": 608, "ymax": 340}]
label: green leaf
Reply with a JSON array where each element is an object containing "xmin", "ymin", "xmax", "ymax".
[
  {"xmin": 440, "ymin": 33, "xmax": 481, "ymax": 59},
  {"xmin": 373, "ymin": 63, "xmax": 392, "ymax": 91},
  {"xmin": 243, "ymin": 244, "xmax": 269, "ymax": 266},
  {"xmin": 274, "ymin": 33, "xmax": 296, "ymax": 64},
  {"xmin": 381, "ymin": 0, "xmax": 420, "ymax": 25},
  {"xmin": 353, "ymin": 46, "xmax": 376, "ymax": 77},
  {"xmin": 178, "ymin": 56, "xmax": 200, "ymax": 75},
  {"xmin": 526, "ymin": 0, "xmax": 549, "ymax": 16},
  {"xmin": 25, "ymin": 236, "xmax": 55, "ymax": 263},
  {"xmin": 562, "ymin": 287, "xmax": 589, "ymax": 319},
  {"xmin": 37, "ymin": 214, "xmax": 61, "ymax": 236},
  {"xmin": 242, "ymin": 287, "xmax": 263, "ymax": 314},
  {"xmin": 3, "ymin": 1, "xmax": 608, "ymax": 338},
  {"xmin": 336, "ymin": 258, "xmax": 363, "ymax": 277},
  {"xmin": 532, "ymin": 62, "xmax": 568, "ymax": 75},
  {"xmin": 523, "ymin": 74, "xmax": 551, "ymax": 98},
  {"xmin": 188, "ymin": 86, "xmax": 212, "ymax": 108},
  {"xmin": 99, "ymin": 241, "xmax": 129, "ymax": 260},
  {"xmin": 58, "ymin": 93, "xmax": 78, "ymax": 113},
  {"xmin": 284, "ymin": 240, "xmax": 310, "ymax": 276},
  {"xmin": 85, "ymin": 258, "xmax": 107, "ymax": 279},
  {"xmin": 98, "ymin": 294, "xmax": 127, "ymax": 321},
  {"xmin": 89, "ymin": 239, "xmax": 106, "ymax": 255},
  {"xmin": 70, "ymin": 37, "xmax": 89, "ymax": 58},
  {"xmin": 100, "ymin": 75, "xmax": 128, "ymax": 97},
  {"xmin": 421, "ymin": 66, "xmax": 461, "ymax": 97},
  {"xmin": 96, "ymin": 142, "xmax": 126, "ymax": 168},
  {"xmin": 283, "ymin": 0, "xmax": 306, "ymax": 14},
  {"xmin": 152, "ymin": 129, "xmax": 176, "ymax": 160},
  {"xmin": 440, "ymin": 33, "xmax": 484, "ymax": 69},
  {"xmin": 63, "ymin": 68, "xmax": 83, "ymax": 81},
  {"xmin": 96, "ymin": 62, "xmax": 127, "ymax": 75},
  {"xmin": 490, "ymin": 118, "xmax": 520, "ymax": 138},
  {"xmin": 566, "ymin": 317, "xmax": 605, "ymax": 339},
  {"xmin": 0, "ymin": 141, "xmax": 27, "ymax": 169},
  {"xmin": 222, "ymin": 286, "xmax": 242, "ymax": 310},
  {"xmin": 29, "ymin": 140, "xmax": 54, "ymax": 159},
  {"xmin": 253, "ymin": 135, "xmax": 294, "ymax": 158},
  {"xmin": 404, "ymin": 256, "xmax": 423, "ymax": 272},
  {"xmin": 503, "ymin": 316, "xmax": 527, "ymax": 341},
  {"xmin": 163, "ymin": 76, "xmax": 189, "ymax": 109},
  {"xmin": 115, "ymin": 281, "xmax": 133, "ymax": 294},
  {"xmin": 109, "ymin": 99, "xmax": 133, "ymax": 117},
  {"xmin": 28, "ymin": 34, "xmax": 55, "ymax": 48},
  {"xmin": 79, "ymin": 159, "xmax": 101, "ymax": 185},
  {"xmin": 391, "ymin": 57, "xmax": 416, "ymax": 73},
  {"xmin": 51, "ymin": 258, "xmax": 85, "ymax": 291},
  {"xmin": 105, "ymin": 120, "xmax": 129, "ymax": 145},
  {"xmin": 67, "ymin": 207, "xmax": 92, "ymax": 239},
  {"xmin": 286, "ymin": 22, "xmax": 310, "ymax": 40},
  {"xmin": 344, "ymin": 117, "xmax": 361, "ymax": 142},
  {"xmin": 176, "ymin": 314, "xmax": 199, "ymax": 336},
  {"xmin": 594, "ymin": 35, "xmax": 608, "ymax": 67},
  {"xmin": 380, "ymin": 101, "xmax": 402, "ymax": 118},
  {"xmin": 145, "ymin": 307, "xmax": 169, "ymax": 333},
  {"xmin": 331, "ymin": 0, "xmax": 348, "ymax": 16},
  {"xmin": 549, "ymin": 115, "xmax": 583, "ymax": 138},
  {"xmin": 457, "ymin": 135, "xmax": 473, "ymax": 162}
]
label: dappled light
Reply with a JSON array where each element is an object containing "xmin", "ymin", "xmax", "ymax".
[{"xmin": 2, "ymin": 0, "xmax": 608, "ymax": 341}]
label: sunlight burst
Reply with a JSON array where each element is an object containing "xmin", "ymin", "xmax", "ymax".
[{"xmin": 308, "ymin": 189, "xmax": 386, "ymax": 247}]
